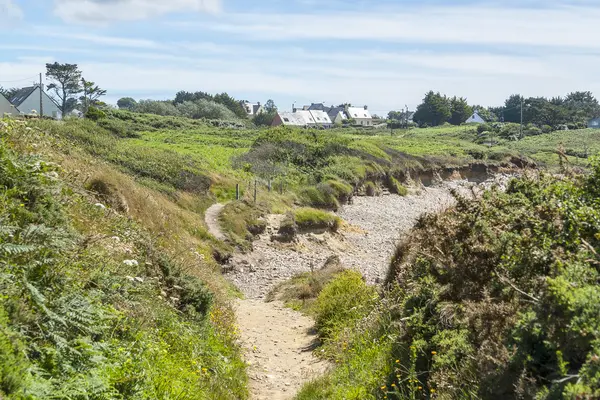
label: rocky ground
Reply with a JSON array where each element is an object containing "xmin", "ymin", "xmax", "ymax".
[
  {"xmin": 210, "ymin": 175, "xmax": 513, "ymax": 400},
  {"xmin": 224, "ymin": 178, "xmax": 510, "ymax": 299}
]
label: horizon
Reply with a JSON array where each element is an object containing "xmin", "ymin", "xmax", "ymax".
[{"xmin": 1, "ymin": 0, "xmax": 599, "ymax": 114}]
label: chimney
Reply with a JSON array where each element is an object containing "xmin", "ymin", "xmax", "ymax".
[
  {"xmin": 293, "ymin": 107, "xmax": 297, "ymax": 113},
  {"xmin": 257, "ymin": 101, "xmax": 261, "ymax": 106},
  {"xmin": 364, "ymin": 105, "xmax": 368, "ymax": 110}
]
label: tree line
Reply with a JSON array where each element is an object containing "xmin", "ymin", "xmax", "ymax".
[
  {"xmin": 117, "ymin": 92, "xmax": 279, "ymax": 124},
  {"xmin": 391, "ymin": 90, "xmax": 600, "ymax": 130}
]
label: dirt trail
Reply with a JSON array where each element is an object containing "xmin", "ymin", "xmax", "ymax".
[
  {"xmin": 205, "ymin": 203, "xmax": 226, "ymax": 241},
  {"xmin": 205, "ymin": 204, "xmax": 328, "ymax": 400},
  {"xmin": 236, "ymin": 299, "xmax": 328, "ymax": 400}
]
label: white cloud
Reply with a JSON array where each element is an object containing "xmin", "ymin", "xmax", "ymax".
[
  {"xmin": 54, "ymin": 0, "xmax": 221, "ymax": 24},
  {"xmin": 0, "ymin": 0, "xmax": 23, "ymax": 24},
  {"xmin": 202, "ymin": 5, "xmax": 600, "ymax": 49}
]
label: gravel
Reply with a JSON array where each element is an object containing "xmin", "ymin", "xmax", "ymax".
[{"xmin": 225, "ymin": 177, "xmax": 512, "ymax": 299}]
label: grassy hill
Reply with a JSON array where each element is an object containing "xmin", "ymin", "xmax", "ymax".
[
  {"xmin": 1, "ymin": 110, "xmax": 598, "ymax": 399},
  {"xmin": 0, "ymin": 118, "xmax": 247, "ymax": 399}
]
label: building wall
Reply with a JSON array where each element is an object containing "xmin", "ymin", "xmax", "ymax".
[
  {"xmin": 18, "ymin": 87, "xmax": 61, "ymax": 118},
  {"xmin": 466, "ymin": 113, "xmax": 485, "ymax": 124},
  {"xmin": 0, "ymin": 94, "xmax": 18, "ymax": 116}
]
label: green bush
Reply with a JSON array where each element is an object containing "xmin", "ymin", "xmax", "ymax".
[
  {"xmin": 313, "ymin": 270, "xmax": 377, "ymax": 340},
  {"xmin": 85, "ymin": 106, "xmax": 107, "ymax": 121},
  {"xmin": 386, "ymin": 176, "xmax": 408, "ymax": 196},
  {"xmin": 299, "ymin": 186, "xmax": 340, "ymax": 210},
  {"xmin": 294, "ymin": 207, "xmax": 341, "ymax": 232}
]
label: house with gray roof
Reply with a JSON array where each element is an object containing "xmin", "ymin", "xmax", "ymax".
[
  {"xmin": 0, "ymin": 92, "xmax": 19, "ymax": 116},
  {"xmin": 9, "ymin": 85, "xmax": 62, "ymax": 119}
]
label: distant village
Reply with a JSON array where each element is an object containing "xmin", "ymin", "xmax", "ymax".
[{"xmin": 2, "ymin": 82, "xmax": 600, "ymax": 131}]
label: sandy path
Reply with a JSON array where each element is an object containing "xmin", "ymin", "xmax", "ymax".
[
  {"xmin": 205, "ymin": 203, "xmax": 329, "ymax": 399},
  {"xmin": 236, "ymin": 299, "xmax": 329, "ymax": 400},
  {"xmin": 205, "ymin": 203, "xmax": 226, "ymax": 241}
]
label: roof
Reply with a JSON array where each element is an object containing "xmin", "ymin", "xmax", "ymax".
[
  {"xmin": 252, "ymin": 104, "xmax": 262, "ymax": 114},
  {"xmin": 307, "ymin": 103, "xmax": 328, "ymax": 111},
  {"xmin": 9, "ymin": 86, "xmax": 37, "ymax": 107},
  {"xmin": 347, "ymin": 107, "xmax": 372, "ymax": 120},
  {"xmin": 277, "ymin": 112, "xmax": 307, "ymax": 126},
  {"xmin": 277, "ymin": 110, "xmax": 333, "ymax": 126},
  {"xmin": 327, "ymin": 107, "xmax": 346, "ymax": 121},
  {"xmin": 306, "ymin": 110, "xmax": 332, "ymax": 124}
]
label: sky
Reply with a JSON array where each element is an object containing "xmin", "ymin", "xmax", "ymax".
[{"xmin": 1, "ymin": 0, "xmax": 599, "ymax": 115}]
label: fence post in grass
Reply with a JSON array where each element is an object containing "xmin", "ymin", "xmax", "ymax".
[
  {"xmin": 254, "ymin": 180, "xmax": 257, "ymax": 203},
  {"xmin": 268, "ymin": 179, "xmax": 272, "ymax": 192},
  {"xmin": 236, "ymin": 184, "xmax": 240, "ymax": 200}
]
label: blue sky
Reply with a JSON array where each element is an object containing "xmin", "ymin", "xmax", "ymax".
[{"xmin": 1, "ymin": 0, "xmax": 599, "ymax": 115}]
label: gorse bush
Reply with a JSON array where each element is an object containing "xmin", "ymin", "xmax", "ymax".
[
  {"xmin": 314, "ymin": 270, "xmax": 378, "ymax": 340},
  {"xmin": 302, "ymin": 161, "xmax": 600, "ymax": 399}
]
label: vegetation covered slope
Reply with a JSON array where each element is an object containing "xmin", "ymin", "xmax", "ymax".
[
  {"xmin": 0, "ymin": 119, "xmax": 247, "ymax": 399},
  {"xmin": 299, "ymin": 164, "xmax": 600, "ymax": 399}
]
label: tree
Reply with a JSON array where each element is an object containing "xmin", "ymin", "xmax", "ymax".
[
  {"xmin": 45, "ymin": 62, "xmax": 83, "ymax": 115},
  {"xmin": 213, "ymin": 92, "xmax": 247, "ymax": 119},
  {"xmin": 413, "ymin": 91, "xmax": 451, "ymax": 127},
  {"xmin": 80, "ymin": 79, "xmax": 107, "ymax": 113},
  {"xmin": 0, "ymin": 86, "xmax": 18, "ymax": 99},
  {"xmin": 449, "ymin": 96, "xmax": 473, "ymax": 125},
  {"xmin": 564, "ymin": 91, "xmax": 600, "ymax": 124},
  {"xmin": 117, "ymin": 97, "xmax": 137, "ymax": 110},
  {"xmin": 253, "ymin": 112, "xmax": 276, "ymax": 127},
  {"xmin": 503, "ymin": 94, "xmax": 524, "ymax": 123},
  {"xmin": 264, "ymin": 99, "xmax": 277, "ymax": 114}
]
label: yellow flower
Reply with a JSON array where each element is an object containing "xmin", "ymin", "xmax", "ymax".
[
  {"xmin": 380, "ymin": 386, "xmax": 386, "ymax": 390},
  {"xmin": 201, "ymin": 368, "xmax": 208, "ymax": 373},
  {"xmin": 431, "ymin": 351, "xmax": 437, "ymax": 355},
  {"xmin": 418, "ymin": 386, "xmax": 423, "ymax": 390},
  {"xmin": 391, "ymin": 383, "xmax": 396, "ymax": 387},
  {"xmin": 396, "ymin": 374, "xmax": 401, "ymax": 379},
  {"xmin": 395, "ymin": 359, "xmax": 400, "ymax": 363},
  {"xmin": 430, "ymin": 388, "xmax": 436, "ymax": 393}
]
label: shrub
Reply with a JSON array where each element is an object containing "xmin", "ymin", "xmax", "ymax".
[
  {"xmin": 386, "ymin": 176, "xmax": 408, "ymax": 196},
  {"xmin": 294, "ymin": 208, "xmax": 341, "ymax": 232},
  {"xmin": 299, "ymin": 186, "xmax": 339, "ymax": 210},
  {"xmin": 267, "ymin": 256, "xmax": 345, "ymax": 312},
  {"xmin": 313, "ymin": 270, "xmax": 377, "ymax": 340},
  {"xmin": 85, "ymin": 106, "xmax": 106, "ymax": 121},
  {"xmin": 324, "ymin": 179, "xmax": 354, "ymax": 204}
]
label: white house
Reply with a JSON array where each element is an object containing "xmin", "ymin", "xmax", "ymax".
[
  {"xmin": 465, "ymin": 111, "xmax": 486, "ymax": 124},
  {"xmin": 242, "ymin": 101, "xmax": 264, "ymax": 117},
  {"xmin": 346, "ymin": 106, "xmax": 373, "ymax": 126},
  {"xmin": 0, "ymin": 92, "xmax": 19, "ymax": 116},
  {"xmin": 272, "ymin": 109, "xmax": 333, "ymax": 128},
  {"xmin": 9, "ymin": 85, "xmax": 62, "ymax": 119}
]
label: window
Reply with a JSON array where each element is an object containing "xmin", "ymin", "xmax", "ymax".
[
  {"xmin": 354, "ymin": 114, "xmax": 358, "ymax": 117},
  {"xmin": 364, "ymin": 114, "xmax": 367, "ymax": 117},
  {"xmin": 284, "ymin": 118, "xmax": 290, "ymax": 122}
]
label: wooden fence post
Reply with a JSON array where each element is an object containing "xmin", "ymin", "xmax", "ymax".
[
  {"xmin": 254, "ymin": 180, "xmax": 257, "ymax": 203},
  {"xmin": 236, "ymin": 184, "xmax": 240, "ymax": 200}
]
